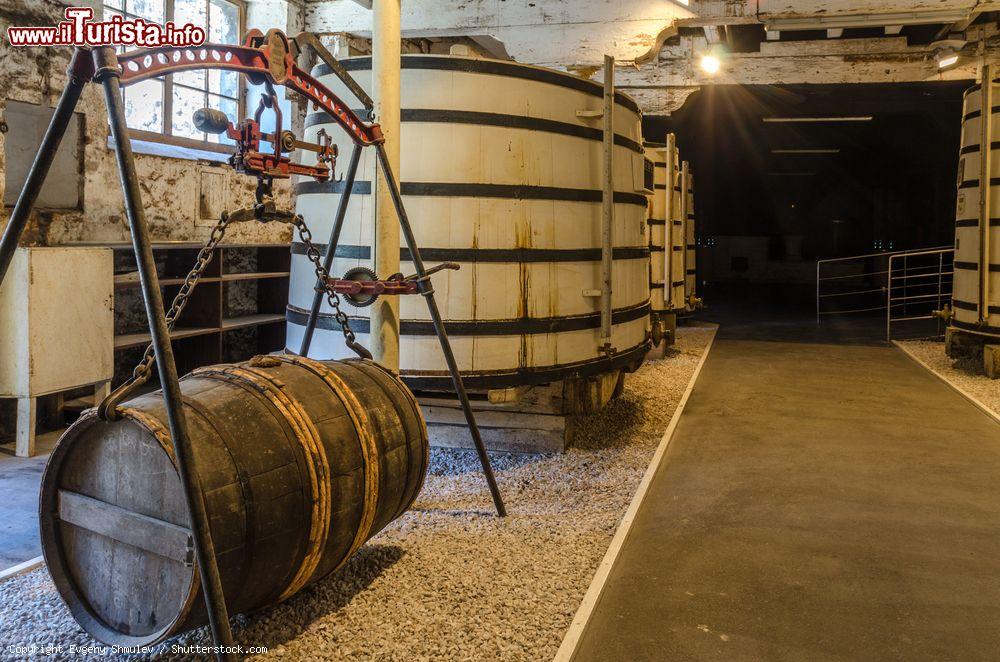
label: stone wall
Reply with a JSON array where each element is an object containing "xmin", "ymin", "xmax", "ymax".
[{"xmin": 0, "ymin": 0, "xmax": 305, "ymax": 442}]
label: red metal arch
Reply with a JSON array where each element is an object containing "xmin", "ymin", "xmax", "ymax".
[{"xmin": 114, "ymin": 31, "xmax": 383, "ymax": 146}]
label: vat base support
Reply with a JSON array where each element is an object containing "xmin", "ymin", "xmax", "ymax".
[
  {"xmin": 945, "ymin": 326, "xmax": 1000, "ymax": 379},
  {"xmin": 418, "ymin": 371, "xmax": 627, "ymax": 454}
]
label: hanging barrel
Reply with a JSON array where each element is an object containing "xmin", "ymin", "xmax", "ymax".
[
  {"xmin": 288, "ymin": 54, "xmax": 651, "ymax": 391},
  {"xmin": 39, "ymin": 356, "xmax": 428, "ymax": 647},
  {"xmin": 952, "ymin": 81, "xmax": 1000, "ymax": 338}
]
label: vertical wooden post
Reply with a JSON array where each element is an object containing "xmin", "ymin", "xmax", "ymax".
[
  {"xmin": 371, "ymin": 0, "xmax": 401, "ymax": 370},
  {"xmin": 980, "ymin": 63, "xmax": 993, "ymax": 326},
  {"xmin": 664, "ymin": 133, "xmax": 676, "ymax": 310},
  {"xmin": 15, "ymin": 397, "xmax": 36, "ymax": 458},
  {"xmin": 600, "ymin": 55, "xmax": 615, "ymax": 352},
  {"xmin": 680, "ymin": 160, "xmax": 690, "ymax": 306},
  {"xmin": 94, "ymin": 380, "xmax": 111, "ymax": 403}
]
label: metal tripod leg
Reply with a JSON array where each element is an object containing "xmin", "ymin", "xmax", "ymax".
[
  {"xmin": 374, "ymin": 143, "xmax": 506, "ymax": 517},
  {"xmin": 93, "ymin": 47, "xmax": 237, "ymax": 661},
  {"xmin": 0, "ymin": 49, "xmax": 89, "ymax": 285},
  {"xmin": 299, "ymin": 143, "xmax": 363, "ymax": 356}
]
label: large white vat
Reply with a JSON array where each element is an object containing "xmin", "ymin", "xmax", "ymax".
[
  {"xmin": 952, "ymin": 81, "xmax": 1000, "ymax": 339},
  {"xmin": 288, "ymin": 55, "xmax": 651, "ymax": 390}
]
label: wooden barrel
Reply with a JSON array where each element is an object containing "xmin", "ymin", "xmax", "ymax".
[
  {"xmin": 288, "ymin": 54, "xmax": 651, "ymax": 391},
  {"xmin": 39, "ymin": 355, "xmax": 428, "ymax": 647}
]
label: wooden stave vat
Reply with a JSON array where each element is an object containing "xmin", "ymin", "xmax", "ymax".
[
  {"xmin": 287, "ymin": 54, "xmax": 652, "ymax": 391},
  {"xmin": 684, "ymin": 171, "xmax": 698, "ymax": 312},
  {"xmin": 670, "ymin": 157, "xmax": 686, "ymax": 313},
  {"xmin": 646, "ymin": 143, "xmax": 669, "ymax": 315},
  {"xmin": 952, "ymin": 82, "xmax": 1000, "ymax": 337}
]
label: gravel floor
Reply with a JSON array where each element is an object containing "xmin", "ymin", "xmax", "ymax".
[
  {"xmin": 897, "ymin": 339, "xmax": 1000, "ymax": 417},
  {"xmin": 0, "ymin": 323, "xmax": 717, "ymax": 661}
]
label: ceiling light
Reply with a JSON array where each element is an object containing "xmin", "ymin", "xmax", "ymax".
[
  {"xmin": 763, "ymin": 116, "xmax": 872, "ymax": 123},
  {"xmin": 936, "ymin": 50, "xmax": 959, "ymax": 70},
  {"xmin": 771, "ymin": 149, "xmax": 841, "ymax": 154},
  {"xmin": 700, "ymin": 54, "xmax": 721, "ymax": 75}
]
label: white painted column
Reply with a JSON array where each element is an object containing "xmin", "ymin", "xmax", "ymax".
[{"xmin": 370, "ymin": 0, "xmax": 401, "ymax": 370}]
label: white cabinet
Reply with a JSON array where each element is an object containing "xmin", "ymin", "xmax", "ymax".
[{"xmin": 0, "ymin": 247, "xmax": 113, "ymax": 456}]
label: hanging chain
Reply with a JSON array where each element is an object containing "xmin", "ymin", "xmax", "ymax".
[
  {"xmin": 98, "ymin": 202, "xmax": 371, "ymax": 419},
  {"xmin": 97, "ymin": 213, "xmax": 231, "ymax": 420},
  {"xmin": 292, "ymin": 214, "xmax": 373, "ymax": 360}
]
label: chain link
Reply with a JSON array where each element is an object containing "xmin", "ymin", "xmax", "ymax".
[
  {"xmin": 122, "ymin": 214, "xmax": 231, "ymax": 387},
  {"xmin": 99, "ymin": 209, "xmax": 369, "ymax": 420},
  {"xmin": 292, "ymin": 214, "xmax": 371, "ymax": 359}
]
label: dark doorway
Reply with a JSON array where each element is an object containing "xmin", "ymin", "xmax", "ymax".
[{"xmin": 645, "ymin": 82, "xmax": 968, "ymax": 327}]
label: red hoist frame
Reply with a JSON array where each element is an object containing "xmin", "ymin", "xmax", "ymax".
[{"xmin": 0, "ymin": 29, "xmax": 505, "ymax": 661}]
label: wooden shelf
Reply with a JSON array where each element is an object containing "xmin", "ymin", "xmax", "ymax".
[
  {"xmin": 220, "ymin": 271, "xmax": 290, "ymax": 282},
  {"xmin": 221, "ymin": 313, "xmax": 285, "ymax": 331},
  {"xmin": 106, "ymin": 243, "xmax": 290, "ymax": 386},
  {"xmin": 114, "ymin": 327, "xmax": 218, "ymax": 350},
  {"xmin": 114, "ymin": 274, "xmax": 223, "ymax": 287}
]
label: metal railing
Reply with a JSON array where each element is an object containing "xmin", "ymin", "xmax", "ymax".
[
  {"xmin": 886, "ymin": 248, "xmax": 954, "ymax": 341},
  {"xmin": 816, "ymin": 246, "xmax": 953, "ymax": 339}
]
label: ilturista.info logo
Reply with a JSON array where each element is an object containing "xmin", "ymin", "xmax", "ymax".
[{"xmin": 6, "ymin": 7, "xmax": 206, "ymax": 48}]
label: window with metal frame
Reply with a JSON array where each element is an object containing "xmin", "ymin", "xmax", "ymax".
[{"xmin": 101, "ymin": 0, "xmax": 245, "ymax": 154}]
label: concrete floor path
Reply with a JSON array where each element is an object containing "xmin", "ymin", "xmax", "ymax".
[{"xmin": 572, "ymin": 327, "xmax": 1000, "ymax": 662}]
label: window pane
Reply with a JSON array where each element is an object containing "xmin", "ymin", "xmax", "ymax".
[
  {"xmin": 208, "ymin": 70, "xmax": 239, "ymax": 98},
  {"xmin": 207, "ymin": 94, "xmax": 237, "ymax": 145},
  {"xmin": 174, "ymin": 0, "xmax": 207, "ymax": 31},
  {"xmin": 175, "ymin": 69, "xmax": 206, "ymax": 89},
  {"xmin": 172, "ymin": 86, "xmax": 206, "ymax": 140},
  {"xmin": 209, "ymin": 0, "xmax": 239, "ymax": 44},
  {"xmin": 124, "ymin": 78, "xmax": 163, "ymax": 132},
  {"xmin": 103, "ymin": 0, "xmax": 123, "ymax": 11},
  {"xmin": 129, "ymin": 0, "xmax": 164, "ymax": 23},
  {"xmin": 103, "ymin": 9, "xmax": 128, "ymax": 52}
]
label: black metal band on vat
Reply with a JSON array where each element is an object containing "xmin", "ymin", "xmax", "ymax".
[
  {"xmin": 287, "ymin": 337, "xmax": 651, "ymax": 391},
  {"xmin": 951, "ymin": 298, "xmax": 1000, "ymax": 314},
  {"xmin": 294, "ymin": 180, "xmax": 649, "ymax": 207},
  {"xmin": 955, "ymin": 219, "xmax": 1000, "ymax": 227},
  {"xmin": 953, "ymin": 261, "xmax": 1000, "ymax": 271},
  {"xmin": 950, "ymin": 318, "xmax": 1000, "ymax": 334},
  {"xmin": 305, "ymin": 108, "xmax": 644, "ymax": 154},
  {"xmin": 290, "ymin": 242, "xmax": 650, "ymax": 262},
  {"xmin": 312, "ymin": 55, "xmax": 642, "ymax": 115},
  {"xmin": 287, "ymin": 300, "xmax": 651, "ymax": 336},
  {"xmin": 958, "ymin": 178, "xmax": 1000, "ymax": 189}
]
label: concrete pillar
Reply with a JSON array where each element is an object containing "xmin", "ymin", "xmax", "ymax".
[{"xmin": 370, "ymin": 0, "xmax": 401, "ymax": 370}]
